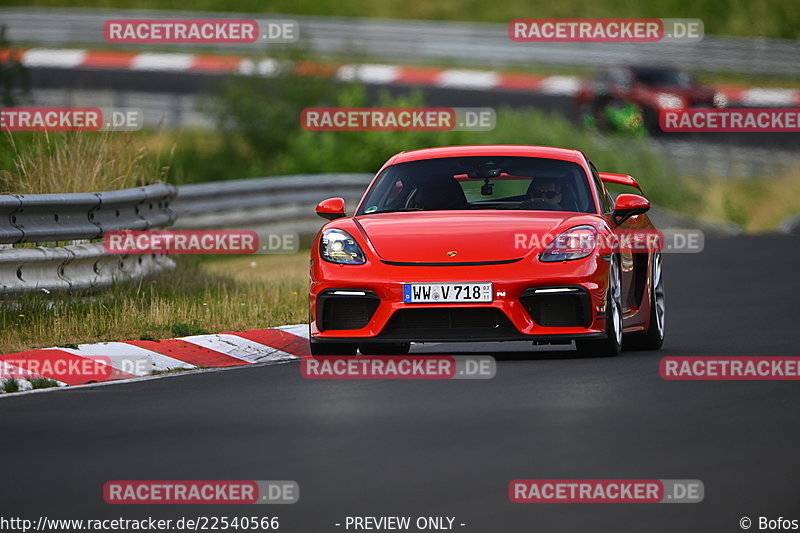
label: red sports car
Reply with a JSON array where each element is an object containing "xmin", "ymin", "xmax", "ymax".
[
  {"xmin": 309, "ymin": 145, "xmax": 665, "ymax": 357},
  {"xmin": 576, "ymin": 66, "xmax": 725, "ymax": 133}
]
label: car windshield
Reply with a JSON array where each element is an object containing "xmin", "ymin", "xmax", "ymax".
[
  {"xmin": 633, "ymin": 68, "xmax": 692, "ymax": 88},
  {"xmin": 356, "ymin": 156, "xmax": 596, "ymax": 215}
]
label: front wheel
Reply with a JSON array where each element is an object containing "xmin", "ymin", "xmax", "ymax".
[
  {"xmin": 576, "ymin": 256, "xmax": 622, "ymax": 357},
  {"xmin": 624, "ymin": 253, "xmax": 665, "ymax": 351}
]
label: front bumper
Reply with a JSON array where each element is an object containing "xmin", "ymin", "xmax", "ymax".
[{"xmin": 310, "ymin": 255, "xmax": 610, "ymax": 342}]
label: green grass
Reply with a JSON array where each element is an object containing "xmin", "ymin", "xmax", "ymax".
[
  {"xmin": 3, "ymin": 0, "xmax": 797, "ymax": 39},
  {"xmin": 0, "ymin": 253, "xmax": 309, "ymax": 353},
  {"xmin": 0, "ymin": 377, "xmax": 60, "ymax": 393},
  {"xmin": 0, "ymin": 130, "xmax": 166, "ymax": 194},
  {"xmin": 688, "ymin": 166, "xmax": 800, "ymax": 233},
  {"xmin": 169, "ymin": 321, "xmax": 209, "ymax": 337},
  {"xmin": 267, "ymin": 85, "xmax": 693, "ymax": 214},
  {"xmin": 2, "ymin": 69, "xmax": 795, "ymax": 234},
  {"xmin": 2, "ymin": 378, "xmax": 20, "ymax": 393},
  {"xmin": 28, "ymin": 378, "xmax": 60, "ymax": 389}
]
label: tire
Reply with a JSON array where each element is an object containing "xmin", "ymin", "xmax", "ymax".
[
  {"xmin": 358, "ymin": 342, "xmax": 411, "ymax": 355},
  {"xmin": 310, "ymin": 341, "xmax": 358, "ymax": 356},
  {"xmin": 624, "ymin": 252, "xmax": 665, "ymax": 351},
  {"xmin": 576, "ymin": 255, "xmax": 623, "ymax": 357}
]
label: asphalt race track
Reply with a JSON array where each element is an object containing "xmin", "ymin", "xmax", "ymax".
[{"xmin": 2, "ymin": 235, "xmax": 799, "ymax": 532}]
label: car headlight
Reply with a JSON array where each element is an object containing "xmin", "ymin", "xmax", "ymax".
[
  {"xmin": 539, "ymin": 225, "xmax": 597, "ymax": 262},
  {"xmin": 320, "ymin": 229, "xmax": 366, "ymax": 265},
  {"xmin": 655, "ymin": 92, "xmax": 684, "ymax": 110},
  {"xmin": 713, "ymin": 91, "xmax": 728, "ymax": 108}
]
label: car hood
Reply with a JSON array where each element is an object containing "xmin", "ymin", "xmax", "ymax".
[{"xmin": 355, "ymin": 211, "xmax": 590, "ymax": 263}]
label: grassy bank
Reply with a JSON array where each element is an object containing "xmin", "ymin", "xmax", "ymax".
[
  {"xmin": 1, "ymin": 74, "xmax": 796, "ymax": 232},
  {"xmin": 693, "ymin": 166, "xmax": 800, "ymax": 232},
  {"xmin": 0, "ymin": 81, "xmax": 692, "ymax": 211},
  {"xmin": 0, "ymin": 253, "xmax": 309, "ymax": 354},
  {"xmin": 0, "ymin": 131, "xmax": 166, "ymax": 194}
]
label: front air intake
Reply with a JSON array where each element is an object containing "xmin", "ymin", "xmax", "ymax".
[
  {"xmin": 382, "ymin": 308, "xmax": 518, "ymax": 340},
  {"xmin": 318, "ymin": 290, "xmax": 380, "ymax": 331},
  {"xmin": 520, "ymin": 287, "xmax": 592, "ymax": 327}
]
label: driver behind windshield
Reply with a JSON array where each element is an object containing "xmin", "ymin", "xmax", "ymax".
[{"xmin": 521, "ymin": 177, "xmax": 563, "ymax": 210}]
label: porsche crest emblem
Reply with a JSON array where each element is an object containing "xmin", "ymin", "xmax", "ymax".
[{"xmin": 446, "ymin": 251, "xmax": 458, "ymax": 257}]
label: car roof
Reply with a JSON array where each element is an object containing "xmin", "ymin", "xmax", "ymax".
[{"xmin": 388, "ymin": 145, "xmax": 587, "ymax": 166}]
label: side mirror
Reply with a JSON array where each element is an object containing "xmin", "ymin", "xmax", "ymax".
[
  {"xmin": 316, "ymin": 197, "xmax": 346, "ymax": 220},
  {"xmin": 612, "ymin": 194, "xmax": 650, "ymax": 225}
]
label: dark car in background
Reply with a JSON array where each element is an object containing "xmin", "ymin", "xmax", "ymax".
[{"xmin": 576, "ymin": 65, "xmax": 726, "ymax": 133}]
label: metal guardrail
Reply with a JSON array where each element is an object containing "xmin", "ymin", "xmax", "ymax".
[
  {"xmin": 3, "ymin": 172, "xmax": 794, "ymax": 297},
  {"xmin": 1, "ymin": 7, "xmax": 798, "ymax": 76},
  {"xmin": 0, "ymin": 183, "xmax": 176, "ymax": 244},
  {"xmin": 172, "ymin": 174, "xmax": 372, "ymax": 232},
  {"xmin": 0, "ymin": 183, "xmax": 177, "ymax": 296},
  {"xmin": 0, "ymin": 175, "xmax": 370, "ymax": 296},
  {"xmin": 0, "ymin": 244, "xmax": 174, "ymax": 295}
]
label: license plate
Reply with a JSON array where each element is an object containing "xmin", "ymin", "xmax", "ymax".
[{"xmin": 403, "ymin": 282, "xmax": 493, "ymax": 303}]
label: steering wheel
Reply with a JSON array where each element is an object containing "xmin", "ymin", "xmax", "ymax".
[{"xmin": 521, "ymin": 198, "xmax": 562, "ymax": 211}]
